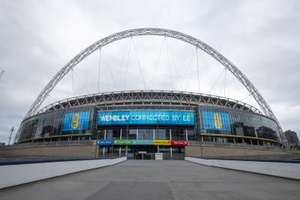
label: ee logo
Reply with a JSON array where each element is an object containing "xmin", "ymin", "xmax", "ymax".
[
  {"xmin": 213, "ymin": 113, "xmax": 223, "ymax": 129},
  {"xmin": 72, "ymin": 114, "xmax": 80, "ymax": 129}
]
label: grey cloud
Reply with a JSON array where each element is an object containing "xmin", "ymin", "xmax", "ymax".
[{"xmin": 0, "ymin": 0, "xmax": 300, "ymax": 142}]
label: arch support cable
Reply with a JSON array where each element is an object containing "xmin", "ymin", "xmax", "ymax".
[
  {"xmin": 97, "ymin": 48, "xmax": 101, "ymax": 93},
  {"xmin": 196, "ymin": 47, "xmax": 200, "ymax": 93}
]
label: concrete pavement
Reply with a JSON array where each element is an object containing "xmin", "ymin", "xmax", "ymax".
[{"xmin": 0, "ymin": 160, "xmax": 299, "ymax": 200}]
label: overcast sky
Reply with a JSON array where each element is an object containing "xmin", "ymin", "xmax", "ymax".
[{"xmin": 0, "ymin": 0, "xmax": 299, "ymax": 143}]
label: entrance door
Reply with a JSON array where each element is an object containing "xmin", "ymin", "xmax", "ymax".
[{"xmin": 132, "ymin": 145, "xmax": 157, "ymax": 160}]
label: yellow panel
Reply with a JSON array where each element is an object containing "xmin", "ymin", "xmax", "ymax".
[{"xmin": 153, "ymin": 140, "xmax": 171, "ymax": 146}]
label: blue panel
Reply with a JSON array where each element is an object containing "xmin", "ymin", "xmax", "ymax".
[
  {"xmin": 97, "ymin": 140, "xmax": 114, "ymax": 146},
  {"xmin": 98, "ymin": 110, "xmax": 194, "ymax": 126},
  {"xmin": 202, "ymin": 111, "xmax": 231, "ymax": 131},
  {"xmin": 62, "ymin": 111, "xmax": 90, "ymax": 131}
]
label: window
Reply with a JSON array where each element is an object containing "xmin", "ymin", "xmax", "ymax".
[
  {"xmin": 128, "ymin": 129, "xmax": 138, "ymax": 139},
  {"xmin": 155, "ymin": 129, "xmax": 167, "ymax": 140},
  {"xmin": 138, "ymin": 129, "xmax": 153, "ymax": 140},
  {"xmin": 171, "ymin": 129, "xmax": 185, "ymax": 140}
]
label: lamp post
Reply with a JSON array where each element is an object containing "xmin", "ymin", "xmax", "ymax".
[
  {"xmin": 8, "ymin": 126, "xmax": 14, "ymax": 145},
  {"xmin": 95, "ymin": 129, "xmax": 99, "ymax": 157},
  {"xmin": 199, "ymin": 135, "xmax": 203, "ymax": 158}
]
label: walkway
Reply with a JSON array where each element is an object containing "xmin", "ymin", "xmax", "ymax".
[{"xmin": 0, "ymin": 160, "xmax": 299, "ymax": 200}]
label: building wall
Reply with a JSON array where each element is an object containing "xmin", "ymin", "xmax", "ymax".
[
  {"xmin": 17, "ymin": 105, "xmax": 280, "ymax": 144},
  {"xmin": 1, "ymin": 141, "xmax": 298, "ymax": 159},
  {"xmin": 0, "ymin": 142, "xmax": 96, "ymax": 158},
  {"xmin": 186, "ymin": 142, "xmax": 300, "ymax": 159},
  {"xmin": 284, "ymin": 130, "xmax": 300, "ymax": 146}
]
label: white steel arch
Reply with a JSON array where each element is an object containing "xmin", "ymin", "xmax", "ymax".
[{"xmin": 23, "ymin": 28, "xmax": 282, "ymax": 133}]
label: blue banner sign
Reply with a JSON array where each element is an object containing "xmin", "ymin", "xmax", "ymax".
[
  {"xmin": 97, "ymin": 110, "xmax": 194, "ymax": 126},
  {"xmin": 97, "ymin": 140, "xmax": 114, "ymax": 146},
  {"xmin": 202, "ymin": 111, "xmax": 231, "ymax": 131},
  {"xmin": 62, "ymin": 111, "xmax": 90, "ymax": 131}
]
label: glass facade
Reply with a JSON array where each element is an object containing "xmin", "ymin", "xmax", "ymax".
[
  {"xmin": 18, "ymin": 107, "xmax": 94, "ymax": 142},
  {"xmin": 97, "ymin": 128, "xmax": 187, "ymax": 141},
  {"xmin": 155, "ymin": 129, "xmax": 169, "ymax": 140},
  {"xmin": 18, "ymin": 106, "xmax": 280, "ymax": 144},
  {"xmin": 199, "ymin": 107, "xmax": 279, "ymax": 141}
]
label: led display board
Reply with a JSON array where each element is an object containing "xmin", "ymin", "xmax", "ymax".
[
  {"xmin": 202, "ymin": 111, "xmax": 231, "ymax": 131},
  {"xmin": 98, "ymin": 110, "xmax": 194, "ymax": 126},
  {"xmin": 132, "ymin": 140, "xmax": 153, "ymax": 145},
  {"xmin": 96, "ymin": 139, "xmax": 188, "ymax": 146},
  {"xmin": 171, "ymin": 140, "xmax": 188, "ymax": 146},
  {"xmin": 153, "ymin": 140, "xmax": 171, "ymax": 146},
  {"xmin": 97, "ymin": 140, "xmax": 114, "ymax": 146},
  {"xmin": 114, "ymin": 140, "xmax": 133, "ymax": 145},
  {"xmin": 62, "ymin": 111, "xmax": 90, "ymax": 131}
]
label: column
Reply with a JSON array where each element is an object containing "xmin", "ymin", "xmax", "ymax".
[
  {"xmin": 153, "ymin": 129, "xmax": 155, "ymax": 140},
  {"xmin": 170, "ymin": 129, "xmax": 172, "ymax": 159},
  {"xmin": 103, "ymin": 129, "xmax": 106, "ymax": 157},
  {"xmin": 119, "ymin": 129, "xmax": 122, "ymax": 156},
  {"xmin": 185, "ymin": 129, "xmax": 188, "ymax": 141}
]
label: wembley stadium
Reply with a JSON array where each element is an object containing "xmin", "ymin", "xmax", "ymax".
[
  {"xmin": 9, "ymin": 28, "xmax": 285, "ymax": 160},
  {"xmin": 16, "ymin": 90, "xmax": 281, "ymax": 159}
]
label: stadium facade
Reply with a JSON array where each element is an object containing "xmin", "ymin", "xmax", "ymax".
[
  {"xmin": 13, "ymin": 28, "xmax": 284, "ymax": 159},
  {"xmin": 17, "ymin": 91, "xmax": 281, "ymax": 159}
]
